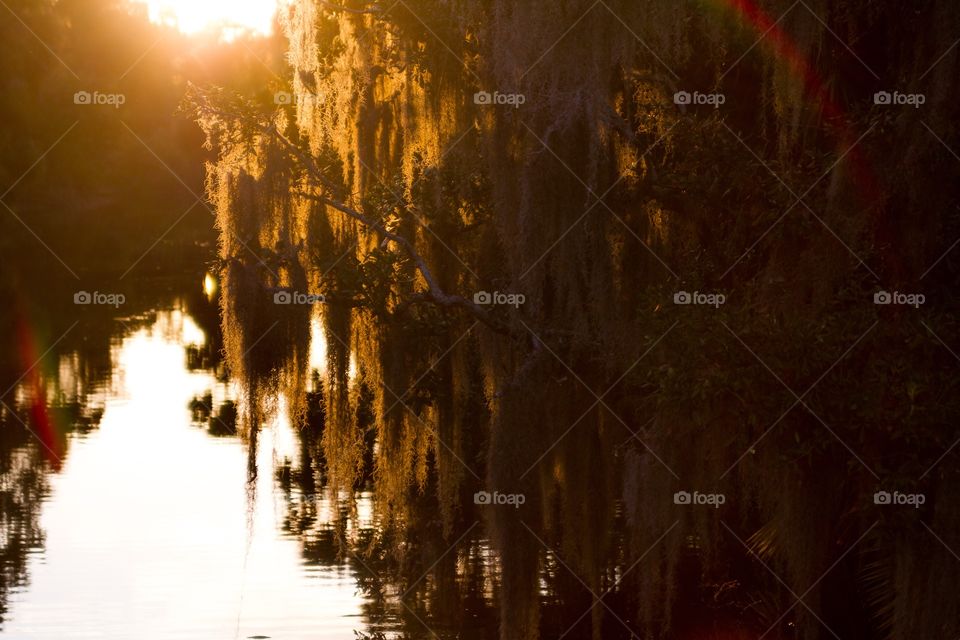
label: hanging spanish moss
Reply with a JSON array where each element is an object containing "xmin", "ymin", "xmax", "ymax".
[{"xmin": 187, "ymin": 0, "xmax": 960, "ymax": 638}]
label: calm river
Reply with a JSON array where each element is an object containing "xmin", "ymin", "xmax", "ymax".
[{"xmin": 0, "ymin": 276, "xmax": 496, "ymax": 639}]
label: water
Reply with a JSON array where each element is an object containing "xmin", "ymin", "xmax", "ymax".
[
  {"xmin": 0, "ymin": 279, "xmax": 495, "ymax": 639},
  {"xmin": 0, "ymin": 274, "xmax": 769, "ymax": 640}
]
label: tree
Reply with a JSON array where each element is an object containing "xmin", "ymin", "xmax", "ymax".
[{"xmin": 190, "ymin": 1, "xmax": 960, "ymax": 638}]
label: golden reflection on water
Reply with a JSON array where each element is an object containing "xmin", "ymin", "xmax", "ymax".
[{"xmin": 2, "ymin": 306, "xmax": 372, "ymax": 639}]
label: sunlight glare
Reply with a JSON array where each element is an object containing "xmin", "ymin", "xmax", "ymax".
[
  {"xmin": 134, "ymin": 0, "xmax": 280, "ymax": 37},
  {"xmin": 203, "ymin": 272, "xmax": 218, "ymax": 301}
]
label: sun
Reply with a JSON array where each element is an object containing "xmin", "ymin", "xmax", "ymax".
[{"xmin": 133, "ymin": 0, "xmax": 281, "ymax": 38}]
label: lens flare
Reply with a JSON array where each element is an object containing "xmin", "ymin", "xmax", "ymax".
[
  {"xmin": 14, "ymin": 312, "xmax": 64, "ymax": 468},
  {"xmin": 713, "ymin": 0, "xmax": 878, "ymax": 197}
]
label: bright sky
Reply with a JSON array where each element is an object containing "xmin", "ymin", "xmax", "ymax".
[{"xmin": 133, "ymin": 0, "xmax": 281, "ymax": 37}]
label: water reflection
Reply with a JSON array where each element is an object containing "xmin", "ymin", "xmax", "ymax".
[
  {"xmin": 0, "ymin": 424, "xmax": 47, "ymax": 624},
  {"xmin": 0, "ymin": 279, "xmax": 499, "ymax": 639}
]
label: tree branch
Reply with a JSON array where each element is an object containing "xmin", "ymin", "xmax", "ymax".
[
  {"xmin": 293, "ymin": 190, "xmax": 509, "ymax": 330},
  {"xmin": 317, "ymin": 1, "xmax": 382, "ymax": 15},
  {"xmin": 257, "ymin": 125, "xmax": 518, "ymax": 336},
  {"xmin": 188, "ymin": 88, "xmax": 530, "ymax": 341}
]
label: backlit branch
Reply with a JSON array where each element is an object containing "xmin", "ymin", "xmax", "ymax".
[{"xmin": 187, "ymin": 87, "xmax": 519, "ymax": 338}]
